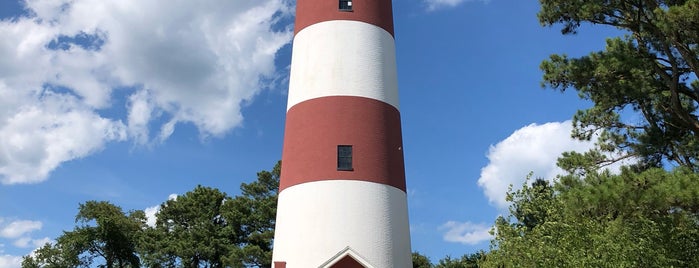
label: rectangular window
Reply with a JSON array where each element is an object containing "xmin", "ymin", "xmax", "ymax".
[
  {"xmin": 337, "ymin": 145, "xmax": 353, "ymax": 171},
  {"xmin": 339, "ymin": 0, "xmax": 352, "ymax": 11}
]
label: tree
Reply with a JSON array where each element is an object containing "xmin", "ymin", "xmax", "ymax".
[
  {"xmin": 483, "ymin": 168, "xmax": 699, "ymax": 267},
  {"xmin": 24, "ymin": 162, "xmax": 281, "ymax": 268},
  {"xmin": 74, "ymin": 201, "xmax": 145, "ymax": 268},
  {"xmin": 411, "ymin": 252, "xmax": 485, "ymax": 268},
  {"xmin": 144, "ymin": 186, "xmax": 235, "ymax": 268},
  {"xmin": 480, "ymin": 2, "xmax": 699, "ymax": 264},
  {"xmin": 221, "ymin": 161, "xmax": 280, "ymax": 268},
  {"xmin": 538, "ymin": 0, "xmax": 699, "ymax": 172},
  {"xmin": 22, "ymin": 201, "xmax": 145, "ymax": 268},
  {"xmin": 434, "ymin": 253, "xmax": 482, "ymax": 268},
  {"xmin": 140, "ymin": 161, "xmax": 281, "ymax": 268},
  {"xmin": 511, "ymin": 178, "xmax": 554, "ymax": 231},
  {"xmin": 21, "ymin": 242, "xmax": 83, "ymax": 268},
  {"xmin": 412, "ymin": 252, "xmax": 432, "ymax": 268}
]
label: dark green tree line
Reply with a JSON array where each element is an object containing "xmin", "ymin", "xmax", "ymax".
[
  {"xmin": 412, "ymin": 252, "xmax": 484, "ymax": 268},
  {"xmin": 485, "ymin": 168, "xmax": 699, "ymax": 267},
  {"xmin": 22, "ymin": 161, "xmax": 280, "ymax": 268}
]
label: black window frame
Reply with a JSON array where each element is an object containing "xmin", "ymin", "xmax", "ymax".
[
  {"xmin": 339, "ymin": 0, "xmax": 353, "ymax": 11},
  {"xmin": 337, "ymin": 145, "xmax": 353, "ymax": 171}
]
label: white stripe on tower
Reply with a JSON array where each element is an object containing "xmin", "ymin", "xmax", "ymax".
[
  {"xmin": 272, "ymin": 0, "xmax": 412, "ymax": 267},
  {"xmin": 286, "ymin": 20, "xmax": 400, "ymax": 111},
  {"xmin": 274, "ymin": 181, "xmax": 411, "ymax": 268}
]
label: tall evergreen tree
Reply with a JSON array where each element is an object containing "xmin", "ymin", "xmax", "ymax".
[
  {"xmin": 146, "ymin": 186, "xmax": 234, "ymax": 268},
  {"xmin": 538, "ymin": 0, "xmax": 699, "ymax": 172},
  {"xmin": 221, "ymin": 161, "xmax": 280, "ymax": 268}
]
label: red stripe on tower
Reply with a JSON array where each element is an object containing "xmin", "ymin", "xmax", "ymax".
[
  {"xmin": 281, "ymin": 96, "xmax": 405, "ymax": 192},
  {"xmin": 294, "ymin": 0, "xmax": 394, "ymax": 35}
]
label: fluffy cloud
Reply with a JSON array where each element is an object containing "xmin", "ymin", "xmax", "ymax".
[
  {"xmin": 477, "ymin": 121, "xmax": 596, "ymax": 209},
  {"xmin": 144, "ymin": 205, "xmax": 159, "ymax": 228},
  {"xmin": 0, "ymin": 238, "xmax": 50, "ymax": 268},
  {"xmin": 144, "ymin": 193, "xmax": 178, "ymax": 227},
  {"xmin": 0, "ymin": 90, "xmax": 128, "ymax": 184},
  {"xmin": 439, "ymin": 221, "xmax": 492, "ymax": 245},
  {"xmin": 0, "ymin": 218, "xmax": 48, "ymax": 268},
  {"xmin": 423, "ymin": 0, "xmax": 486, "ymax": 11},
  {"xmin": 0, "ymin": 220, "xmax": 42, "ymax": 239},
  {"xmin": 0, "ymin": 254, "xmax": 22, "ymax": 268},
  {"xmin": 12, "ymin": 237, "xmax": 51, "ymax": 249},
  {"xmin": 0, "ymin": 0, "xmax": 293, "ymax": 184}
]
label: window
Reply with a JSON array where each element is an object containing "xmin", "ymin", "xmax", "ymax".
[
  {"xmin": 337, "ymin": 145, "xmax": 353, "ymax": 171},
  {"xmin": 339, "ymin": 0, "xmax": 352, "ymax": 11}
]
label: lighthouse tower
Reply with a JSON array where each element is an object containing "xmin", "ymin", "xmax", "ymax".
[{"xmin": 271, "ymin": 0, "xmax": 411, "ymax": 267}]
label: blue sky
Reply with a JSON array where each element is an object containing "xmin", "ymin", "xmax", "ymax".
[{"xmin": 0, "ymin": 0, "xmax": 623, "ymax": 266}]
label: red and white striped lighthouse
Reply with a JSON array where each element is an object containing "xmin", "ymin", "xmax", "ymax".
[{"xmin": 272, "ymin": 0, "xmax": 412, "ymax": 267}]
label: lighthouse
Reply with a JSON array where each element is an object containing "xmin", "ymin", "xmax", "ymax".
[{"xmin": 271, "ymin": 0, "xmax": 411, "ymax": 267}]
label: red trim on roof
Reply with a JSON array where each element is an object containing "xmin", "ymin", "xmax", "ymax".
[{"xmin": 331, "ymin": 255, "xmax": 366, "ymax": 268}]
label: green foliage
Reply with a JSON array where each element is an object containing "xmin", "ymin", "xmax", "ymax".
[
  {"xmin": 23, "ymin": 162, "xmax": 281, "ymax": 268},
  {"xmin": 482, "ymin": 168, "xmax": 699, "ymax": 267},
  {"xmin": 538, "ymin": 0, "xmax": 699, "ymax": 171},
  {"xmin": 480, "ymin": 1, "xmax": 699, "ymax": 266},
  {"xmin": 22, "ymin": 201, "xmax": 145, "ymax": 268},
  {"xmin": 510, "ymin": 177, "xmax": 555, "ymax": 231},
  {"xmin": 141, "ymin": 161, "xmax": 280, "ymax": 268},
  {"xmin": 411, "ymin": 252, "xmax": 484, "ymax": 268},
  {"xmin": 412, "ymin": 252, "xmax": 432, "ymax": 268},
  {"xmin": 145, "ymin": 186, "xmax": 234, "ymax": 268},
  {"xmin": 21, "ymin": 242, "xmax": 83, "ymax": 268},
  {"xmin": 434, "ymin": 253, "xmax": 482, "ymax": 268},
  {"xmin": 76, "ymin": 201, "xmax": 145, "ymax": 268},
  {"xmin": 221, "ymin": 161, "xmax": 280, "ymax": 268}
]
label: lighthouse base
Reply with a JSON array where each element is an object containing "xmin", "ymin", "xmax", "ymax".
[{"xmin": 272, "ymin": 180, "xmax": 412, "ymax": 268}]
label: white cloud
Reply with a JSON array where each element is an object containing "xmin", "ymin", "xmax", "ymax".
[
  {"xmin": 0, "ymin": 254, "xmax": 21, "ymax": 268},
  {"xmin": 0, "ymin": 235, "xmax": 52, "ymax": 268},
  {"xmin": 144, "ymin": 205, "xmax": 159, "ymax": 227},
  {"xmin": 0, "ymin": 0, "xmax": 294, "ymax": 184},
  {"xmin": 12, "ymin": 237, "xmax": 50, "ymax": 249},
  {"xmin": 126, "ymin": 90, "xmax": 154, "ymax": 145},
  {"xmin": 439, "ymin": 221, "xmax": 492, "ymax": 245},
  {"xmin": 424, "ymin": 0, "xmax": 486, "ymax": 11},
  {"xmin": 477, "ymin": 121, "xmax": 596, "ymax": 209},
  {"xmin": 0, "ymin": 220, "xmax": 42, "ymax": 239},
  {"xmin": 31, "ymin": 237, "xmax": 51, "ymax": 249},
  {"xmin": 144, "ymin": 194, "xmax": 178, "ymax": 227},
  {"xmin": 0, "ymin": 244, "xmax": 12, "ymax": 268},
  {"xmin": 0, "ymin": 91, "xmax": 128, "ymax": 184},
  {"xmin": 10, "ymin": 238, "xmax": 29, "ymax": 249}
]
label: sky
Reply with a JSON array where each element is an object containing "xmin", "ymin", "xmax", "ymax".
[{"xmin": 0, "ymin": 0, "xmax": 624, "ymax": 266}]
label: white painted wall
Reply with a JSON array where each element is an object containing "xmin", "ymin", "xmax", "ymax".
[
  {"xmin": 272, "ymin": 180, "xmax": 412, "ymax": 268},
  {"xmin": 286, "ymin": 20, "xmax": 399, "ymax": 111}
]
